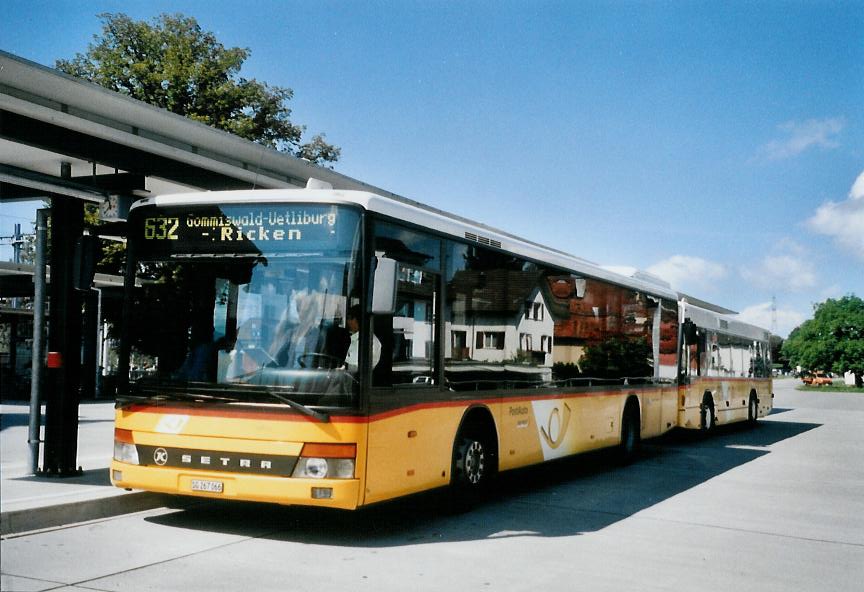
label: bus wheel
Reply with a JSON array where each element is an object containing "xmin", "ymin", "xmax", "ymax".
[
  {"xmin": 618, "ymin": 401, "xmax": 641, "ymax": 464},
  {"xmin": 748, "ymin": 394, "xmax": 759, "ymax": 426},
  {"xmin": 454, "ymin": 433, "xmax": 489, "ymax": 489},
  {"xmin": 448, "ymin": 414, "xmax": 498, "ymax": 511},
  {"xmin": 701, "ymin": 395, "xmax": 715, "ymax": 432}
]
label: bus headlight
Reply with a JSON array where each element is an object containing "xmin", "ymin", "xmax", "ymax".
[
  {"xmin": 292, "ymin": 457, "xmax": 355, "ymax": 479},
  {"xmin": 292, "ymin": 443, "xmax": 356, "ymax": 479},
  {"xmin": 113, "ymin": 428, "xmax": 140, "ymax": 465},
  {"xmin": 113, "ymin": 441, "xmax": 139, "ymax": 465},
  {"xmin": 294, "ymin": 457, "xmax": 328, "ymax": 478}
]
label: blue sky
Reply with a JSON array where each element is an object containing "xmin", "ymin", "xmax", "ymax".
[{"xmin": 2, "ymin": 0, "xmax": 862, "ymax": 337}]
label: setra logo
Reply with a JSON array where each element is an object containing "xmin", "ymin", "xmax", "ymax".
[{"xmin": 153, "ymin": 448, "xmax": 169, "ymax": 466}]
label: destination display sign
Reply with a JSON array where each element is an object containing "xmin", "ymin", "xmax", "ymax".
[{"xmin": 132, "ymin": 203, "xmax": 360, "ymax": 258}]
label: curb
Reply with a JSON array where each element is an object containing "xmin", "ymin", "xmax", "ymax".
[{"xmin": 1, "ymin": 492, "xmax": 177, "ymax": 537}]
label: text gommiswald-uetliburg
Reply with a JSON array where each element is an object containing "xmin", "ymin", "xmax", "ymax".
[{"xmin": 186, "ymin": 209, "xmax": 337, "ymax": 241}]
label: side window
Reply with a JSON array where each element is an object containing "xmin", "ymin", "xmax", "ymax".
[
  {"xmin": 372, "ymin": 222, "xmax": 440, "ymax": 387},
  {"xmin": 444, "ymin": 241, "xmax": 554, "ymax": 390},
  {"xmin": 548, "ymin": 276, "xmax": 654, "ymax": 385},
  {"xmin": 751, "ymin": 340, "xmax": 770, "ymax": 378},
  {"xmin": 659, "ymin": 299, "xmax": 679, "ymax": 381},
  {"xmin": 374, "ymin": 221, "xmax": 440, "ymax": 269},
  {"xmin": 679, "ymin": 324, "xmax": 706, "ymax": 379}
]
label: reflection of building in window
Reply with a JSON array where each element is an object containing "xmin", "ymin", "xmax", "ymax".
[
  {"xmin": 707, "ymin": 331, "xmax": 759, "ymax": 378},
  {"xmin": 399, "ymin": 267, "xmax": 424, "ymax": 285},
  {"xmin": 381, "ymin": 264, "xmax": 437, "ymax": 386},
  {"xmin": 546, "ymin": 274, "xmax": 672, "ymax": 380},
  {"xmin": 446, "ymin": 270, "xmax": 556, "ymax": 368},
  {"xmin": 525, "ymin": 301, "xmax": 544, "ymax": 321},
  {"xmin": 393, "ymin": 288, "xmax": 434, "ymax": 362},
  {"xmin": 477, "ymin": 331, "xmax": 505, "ymax": 349},
  {"xmin": 451, "ymin": 330, "xmax": 468, "ymax": 361}
]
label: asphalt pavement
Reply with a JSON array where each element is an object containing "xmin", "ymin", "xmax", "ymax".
[{"xmin": 2, "ymin": 379, "xmax": 863, "ymax": 592}]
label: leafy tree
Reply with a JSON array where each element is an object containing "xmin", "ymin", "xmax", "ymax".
[
  {"xmin": 770, "ymin": 335, "xmax": 790, "ymax": 373},
  {"xmin": 578, "ymin": 337, "xmax": 653, "ymax": 380},
  {"xmin": 56, "ymin": 12, "xmax": 339, "ymax": 165},
  {"xmin": 552, "ymin": 362, "xmax": 582, "ymax": 381},
  {"xmin": 782, "ymin": 295, "xmax": 864, "ymax": 387}
]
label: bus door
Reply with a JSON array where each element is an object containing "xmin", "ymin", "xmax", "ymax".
[
  {"xmin": 363, "ymin": 223, "xmax": 448, "ymax": 504},
  {"xmin": 364, "ymin": 263, "xmax": 445, "ymax": 503}
]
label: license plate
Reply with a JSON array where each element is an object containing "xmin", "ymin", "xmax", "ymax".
[{"xmin": 190, "ymin": 479, "xmax": 223, "ymax": 493}]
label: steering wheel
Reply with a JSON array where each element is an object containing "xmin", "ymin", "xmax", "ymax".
[{"xmin": 296, "ymin": 353, "xmax": 343, "ymax": 369}]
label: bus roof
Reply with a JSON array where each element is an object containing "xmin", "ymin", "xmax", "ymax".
[
  {"xmin": 681, "ymin": 300, "xmax": 771, "ymax": 342},
  {"xmin": 132, "ymin": 187, "xmax": 680, "ymax": 302}
]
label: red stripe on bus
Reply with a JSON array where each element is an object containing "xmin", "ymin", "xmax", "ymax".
[
  {"xmin": 366, "ymin": 388, "xmax": 648, "ymax": 422},
  {"xmin": 123, "ymin": 404, "xmax": 368, "ymax": 423},
  {"xmin": 122, "ymin": 386, "xmax": 672, "ymax": 424}
]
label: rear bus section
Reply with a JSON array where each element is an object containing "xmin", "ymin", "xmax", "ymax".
[
  {"xmin": 677, "ymin": 303, "xmax": 773, "ymax": 431},
  {"xmin": 677, "ymin": 378, "xmax": 773, "ymax": 430},
  {"xmin": 111, "ymin": 405, "xmax": 366, "ymax": 509}
]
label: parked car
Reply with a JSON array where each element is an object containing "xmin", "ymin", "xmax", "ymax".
[{"xmin": 802, "ymin": 371, "xmax": 833, "ymax": 386}]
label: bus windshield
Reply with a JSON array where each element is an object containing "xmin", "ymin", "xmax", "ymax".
[{"xmin": 121, "ymin": 203, "xmax": 363, "ymax": 408}]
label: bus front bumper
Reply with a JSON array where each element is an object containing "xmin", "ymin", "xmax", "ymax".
[{"xmin": 110, "ymin": 461, "xmax": 361, "ymax": 510}]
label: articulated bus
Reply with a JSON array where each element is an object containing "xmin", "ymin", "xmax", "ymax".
[{"xmin": 111, "ymin": 186, "xmax": 773, "ymax": 509}]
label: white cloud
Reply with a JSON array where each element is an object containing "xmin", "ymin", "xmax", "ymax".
[
  {"xmin": 851, "ymin": 170, "xmax": 864, "ymax": 199},
  {"xmin": 740, "ymin": 253, "xmax": 817, "ymax": 292},
  {"xmin": 646, "ymin": 255, "xmax": 727, "ymax": 292},
  {"xmin": 755, "ymin": 117, "xmax": 845, "ymax": 161},
  {"xmin": 819, "ymin": 284, "xmax": 843, "ymax": 301},
  {"xmin": 807, "ymin": 170, "xmax": 864, "ymax": 260},
  {"xmin": 735, "ymin": 302, "xmax": 806, "ymax": 338}
]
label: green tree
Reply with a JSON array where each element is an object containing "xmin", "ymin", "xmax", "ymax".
[
  {"xmin": 56, "ymin": 12, "xmax": 339, "ymax": 165},
  {"xmin": 770, "ymin": 334, "xmax": 790, "ymax": 373},
  {"xmin": 782, "ymin": 295, "xmax": 864, "ymax": 387},
  {"xmin": 579, "ymin": 337, "xmax": 653, "ymax": 380}
]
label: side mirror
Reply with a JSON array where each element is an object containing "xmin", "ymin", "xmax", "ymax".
[
  {"xmin": 371, "ymin": 256, "xmax": 398, "ymax": 315},
  {"xmin": 73, "ymin": 235, "xmax": 99, "ymax": 291}
]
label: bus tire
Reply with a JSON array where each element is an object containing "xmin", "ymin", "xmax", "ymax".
[
  {"xmin": 618, "ymin": 399, "xmax": 641, "ymax": 464},
  {"xmin": 748, "ymin": 392, "xmax": 759, "ymax": 426},
  {"xmin": 453, "ymin": 433, "xmax": 490, "ymax": 488},
  {"xmin": 701, "ymin": 394, "xmax": 715, "ymax": 433},
  {"xmin": 450, "ymin": 417, "xmax": 497, "ymax": 504}
]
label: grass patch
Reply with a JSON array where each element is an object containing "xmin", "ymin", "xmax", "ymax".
[{"xmin": 796, "ymin": 383, "xmax": 864, "ymax": 393}]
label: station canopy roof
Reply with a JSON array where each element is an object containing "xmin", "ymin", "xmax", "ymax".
[
  {"xmin": 0, "ymin": 50, "xmax": 394, "ymax": 209},
  {"xmin": 0, "ymin": 49, "xmax": 405, "ymax": 299}
]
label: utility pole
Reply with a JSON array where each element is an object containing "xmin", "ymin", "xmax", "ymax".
[
  {"xmin": 12, "ymin": 223, "xmax": 22, "ymax": 309},
  {"xmin": 12, "ymin": 223, "xmax": 23, "ymax": 263},
  {"xmin": 28, "ymin": 209, "xmax": 49, "ymax": 474},
  {"xmin": 1, "ymin": 223, "xmax": 31, "ymax": 308}
]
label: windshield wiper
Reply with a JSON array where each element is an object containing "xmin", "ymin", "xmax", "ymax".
[
  {"xmin": 259, "ymin": 389, "xmax": 330, "ymax": 423},
  {"xmin": 129, "ymin": 383, "xmax": 242, "ymax": 403},
  {"xmin": 115, "ymin": 392, "xmax": 151, "ymax": 407},
  {"xmin": 147, "ymin": 390, "xmax": 242, "ymax": 403},
  {"xmin": 127, "ymin": 381, "xmax": 330, "ymax": 422}
]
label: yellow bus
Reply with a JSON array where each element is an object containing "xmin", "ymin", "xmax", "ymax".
[{"xmin": 111, "ymin": 185, "xmax": 772, "ymax": 509}]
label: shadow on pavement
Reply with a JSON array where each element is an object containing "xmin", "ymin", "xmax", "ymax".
[
  {"xmin": 1, "ymin": 403, "xmax": 113, "ymax": 431},
  {"xmin": 145, "ymin": 417, "xmax": 820, "ymax": 546},
  {"xmin": 0, "ymin": 409, "xmax": 33, "ymax": 430},
  {"xmin": 10, "ymin": 467, "xmax": 112, "ymax": 486}
]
